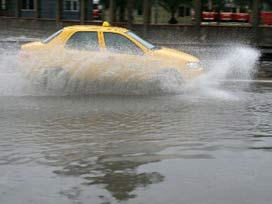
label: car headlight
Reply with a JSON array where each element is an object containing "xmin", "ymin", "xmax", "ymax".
[{"xmin": 186, "ymin": 61, "xmax": 201, "ymax": 69}]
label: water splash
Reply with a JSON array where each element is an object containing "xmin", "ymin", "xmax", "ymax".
[
  {"xmin": 0, "ymin": 41, "xmax": 43, "ymax": 96},
  {"xmin": 203, "ymin": 44, "xmax": 260, "ymax": 81},
  {"xmin": 182, "ymin": 44, "xmax": 261, "ymax": 100},
  {"xmin": 0, "ymin": 40, "xmax": 260, "ymax": 97}
]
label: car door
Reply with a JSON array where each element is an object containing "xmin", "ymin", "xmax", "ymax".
[
  {"xmin": 102, "ymin": 32, "xmax": 147, "ymax": 81},
  {"xmin": 63, "ymin": 31, "xmax": 107, "ymax": 80}
]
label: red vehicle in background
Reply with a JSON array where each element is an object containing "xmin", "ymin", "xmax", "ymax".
[
  {"xmin": 232, "ymin": 7, "xmax": 250, "ymax": 22},
  {"xmin": 192, "ymin": 9, "xmax": 217, "ymax": 21},
  {"xmin": 200, "ymin": 10, "xmax": 236, "ymax": 22},
  {"xmin": 202, "ymin": 11, "xmax": 217, "ymax": 21},
  {"xmin": 192, "ymin": 9, "xmax": 272, "ymax": 25},
  {"xmin": 232, "ymin": 12, "xmax": 250, "ymax": 22},
  {"xmin": 201, "ymin": 11, "xmax": 234, "ymax": 22},
  {"xmin": 260, "ymin": 11, "xmax": 272, "ymax": 25},
  {"xmin": 220, "ymin": 8, "xmax": 233, "ymax": 21},
  {"xmin": 220, "ymin": 12, "xmax": 233, "ymax": 21}
]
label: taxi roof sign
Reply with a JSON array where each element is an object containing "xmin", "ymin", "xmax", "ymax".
[{"xmin": 102, "ymin": 21, "xmax": 110, "ymax": 27}]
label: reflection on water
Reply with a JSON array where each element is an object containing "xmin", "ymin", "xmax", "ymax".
[{"xmin": 83, "ymin": 162, "xmax": 164, "ymax": 201}]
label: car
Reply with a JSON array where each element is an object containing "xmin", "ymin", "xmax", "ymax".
[
  {"xmin": 19, "ymin": 22, "xmax": 203, "ymax": 92},
  {"xmin": 202, "ymin": 11, "xmax": 217, "ymax": 21},
  {"xmin": 220, "ymin": 12, "xmax": 233, "ymax": 21},
  {"xmin": 260, "ymin": 11, "xmax": 272, "ymax": 25},
  {"xmin": 232, "ymin": 12, "xmax": 250, "ymax": 22}
]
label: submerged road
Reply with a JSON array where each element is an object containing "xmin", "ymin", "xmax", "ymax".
[{"xmin": 1, "ymin": 84, "xmax": 272, "ymax": 204}]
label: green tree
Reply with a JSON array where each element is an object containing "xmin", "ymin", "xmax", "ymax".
[{"xmin": 159, "ymin": 0, "xmax": 192, "ymax": 24}]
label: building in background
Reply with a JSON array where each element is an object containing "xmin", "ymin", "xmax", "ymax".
[{"xmin": 0, "ymin": 0, "xmax": 95, "ymax": 20}]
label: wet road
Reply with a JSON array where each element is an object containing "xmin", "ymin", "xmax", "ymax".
[
  {"xmin": 0, "ymin": 34, "xmax": 272, "ymax": 204},
  {"xmin": 1, "ymin": 84, "xmax": 272, "ymax": 204}
]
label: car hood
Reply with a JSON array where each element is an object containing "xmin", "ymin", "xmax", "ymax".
[
  {"xmin": 21, "ymin": 41, "xmax": 44, "ymax": 51},
  {"xmin": 150, "ymin": 47, "xmax": 199, "ymax": 62}
]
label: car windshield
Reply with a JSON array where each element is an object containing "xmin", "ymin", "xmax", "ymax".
[
  {"xmin": 126, "ymin": 31, "xmax": 159, "ymax": 50},
  {"xmin": 42, "ymin": 29, "xmax": 63, "ymax": 44}
]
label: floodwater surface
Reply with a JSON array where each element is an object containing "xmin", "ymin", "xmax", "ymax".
[{"xmin": 0, "ymin": 36, "xmax": 272, "ymax": 204}]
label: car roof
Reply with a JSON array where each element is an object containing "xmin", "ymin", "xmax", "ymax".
[{"xmin": 63, "ymin": 25, "xmax": 129, "ymax": 33}]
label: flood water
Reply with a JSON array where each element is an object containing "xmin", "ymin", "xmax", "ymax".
[{"xmin": 0, "ymin": 35, "xmax": 272, "ymax": 204}]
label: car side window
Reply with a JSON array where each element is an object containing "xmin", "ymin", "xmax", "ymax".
[
  {"xmin": 66, "ymin": 31, "xmax": 100, "ymax": 51},
  {"xmin": 104, "ymin": 32, "xmax": 143, "ymax": 55}
]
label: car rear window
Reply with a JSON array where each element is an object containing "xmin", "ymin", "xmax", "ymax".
[{"xmin": 66, "ymin": 31, "xmax": 100, "ymax": 51}]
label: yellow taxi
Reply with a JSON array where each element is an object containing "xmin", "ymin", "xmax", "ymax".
[{"xmin": 20, "ymin": 22, "xmax": 203, "ymax": 89}]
